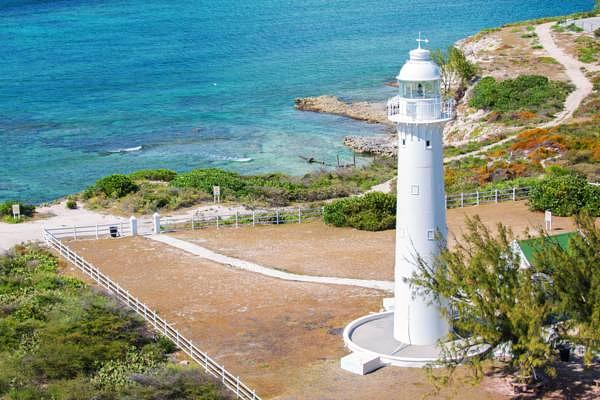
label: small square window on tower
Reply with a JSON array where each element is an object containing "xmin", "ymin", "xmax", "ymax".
[
  {"xmin": 410, "ymin": 184, "xmax": 419, "ymax": 195},
  {"xmin": 427, "ymin": 229, "xmax": 435, "ymax": 241},
  {"xmin": 425, "ymin": 140, "xmax": 431, "ymax": 148},
  {"xmin": 401, "ymin": 132, "xmax": 407, "ymax": 147}
]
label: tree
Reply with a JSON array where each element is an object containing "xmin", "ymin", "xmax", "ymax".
[
  {"xmin": 431, "ymin": 46, "xmax": 477, "ymax": 98},
  {"xmin": 410, "ymin": 216, "xmax": 554, "ymax": 383},
  {"xmin": 533, "ymin": 213, "xmax": 600, "ymax": 365}
]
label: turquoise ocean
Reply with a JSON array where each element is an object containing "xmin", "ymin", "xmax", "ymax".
[{"xmin": 0, "ymin": 0, "xmax": 594, "ymax": 203}]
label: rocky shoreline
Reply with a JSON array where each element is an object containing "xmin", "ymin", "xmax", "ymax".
[
  {"xmin": 294, "ymin": 95, "xmax": 393, "ymax": 126},
  {"xmin": 343, "ymin": 135, "xmax": 397, "ymax": 156}
]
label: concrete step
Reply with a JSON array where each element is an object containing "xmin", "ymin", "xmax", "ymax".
[{"xmin": 340, "ymin": 352, "xmax": 383, "ymax": 375}]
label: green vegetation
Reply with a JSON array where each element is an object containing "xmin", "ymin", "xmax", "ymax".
[
  {"xmin": 323, "ymin": 192, "xmax": 396, "ymax": 231},
  {"xmin": 84, "ymin": 174, "xmax": 139, "ymax": 199},
  {"xmin": 0, "ymin": 245, "xmax": 231, "ymax": 399},
  {"xmin": 529, "ymin": 169, "xmax": 600, "ymax": 216},
  {"xmin": 411, "ymin": 213, "xmax": 600, "ymax": 385},
  {"xmin": 129, "ymin": 169, "xmax": 178, "ymax": 182},
  {"xmin": 469, "ymin": 75, "xmax": 572, "ymax": 124},
  {"xmin": 0, "ymin": 201, "xmax": 35, "ymax": 223},
  {"xmin": 66, "ymin": 197, "xmax": 77, "ymax": 209},
  {"xmin": 83, "ymin": 158, "xmax": 397, "ymax": 213},
  {"xmin": 431, "ymin": 46, "xmax": 477, "ymax": 98},
  {"xmin": 575, "ymin": 35, "xmax": 600, "ymax": 63}
]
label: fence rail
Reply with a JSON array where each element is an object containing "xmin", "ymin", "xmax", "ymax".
[
  {"xmin": 162, "ymin": 207, "xmax": 324, "ymax": 232},
  {"xmin": 445, "ymin": 187, "xmax": 530, "ymax": 209},
  {"xmin": 45, "ymin": 187, "xmax": 533, "ymax": 239},
  {"xmin": 42, "ymin": 229, "xmax": 261, "ymax": 400}
]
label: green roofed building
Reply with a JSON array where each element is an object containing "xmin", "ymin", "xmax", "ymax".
[{"xmin": 514, "ymin": 231, "xmax": 579, "ymax": 268}]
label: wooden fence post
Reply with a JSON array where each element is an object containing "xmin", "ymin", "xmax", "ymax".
[
  {"xmin": 512, "ymin": 187, "xmax": 516, "ymax": 201},
  {"xmin": 460, "ymin": 193, "xmax": 464, "ymax": 208},
  {"xmin": 298, "ymin": 207, "xmax": 302, "ymax": 224},
  {"xmin": 276, "ymin": 210, "xmax": 280, "ymax": 225},
  {"xmin": 445, "ymin": 194, "xmax": 448, "ymax": 209},
  {"xmin": 495, "ymin": 189, "xmax": 499, "ymax": 203},
  {"xmin": 235, "ymin": 211, "xmax": 239, "ymax": 228},
  {"xmin": 476, "ymin": 191, "xmax": 480, "ymax": 206},
  {"xmin": 216, "ymin": 215, "xmax": 219, "ymax": 229},
  {"xmin": 95, "ymin": 224, "xmax": 99, "ymax": 239},
  {"xmin": 252, "ymin": 211, "xmax": 255, "ymax": 227}
]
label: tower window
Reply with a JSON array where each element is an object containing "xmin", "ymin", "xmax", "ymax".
[
  {"xmin": 410, "ymin": 185, "xmax": 419, "ymax": 195},
  {"xmin": 402, "ymin": 138, "xmax": 406, "ymax": 146},
  {"xmin": 425, "ymin": 140, "xmax": 431, "ymax": 148},
  {"xmin": 427, "ymin": 230, "xmax": 435, "ymax": 240}
]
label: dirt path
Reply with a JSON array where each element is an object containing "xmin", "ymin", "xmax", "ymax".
[
  {"xmin": 536, "ymin": 22, "xmax": 594, "ymax": 127},
  {"xmin": 439, "ymin": 21, "xmax": 595, "ymax": 164}
]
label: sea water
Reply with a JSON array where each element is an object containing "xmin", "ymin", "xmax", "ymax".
[{"xmin": 0, "ymin": 0, "xmax": 593, "ymax": 203}]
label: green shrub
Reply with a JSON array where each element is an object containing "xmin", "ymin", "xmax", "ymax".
[
  {"xmin": 85, "ymin": 174, "xmax": 139, "ymax": 199},
  {"xmin": 0, "ymin": 245, "xmax": 229, "ymax": 399},
  {"xmin": 469, "ymin": 75, "xmax": 571, "ymax": 120},
  {"xmin": 66, "ymin": 198, "xmax": 77, "ymax": 209},
  {"xmin": 171, "ymin": 169, "xmax": 246, "ymax": 197},
  {"xmin": 528, "ymin": 171, "xmax": 596, "ymax": 216},
  {"xmin": 324, "ymin": 192, "xmax": 396, "ymax": 231},
  {"xmin": 129, "ymin": 168, "xmax": 177, "ymax": 182}
]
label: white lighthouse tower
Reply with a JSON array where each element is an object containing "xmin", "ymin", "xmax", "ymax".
[
  {"xmin": 341, "ymin": 37, "xmax": 459, "ymax": 374},
  {"xmin": 390, "ymin": 36, "xmax": 453, "ymax": 345}
]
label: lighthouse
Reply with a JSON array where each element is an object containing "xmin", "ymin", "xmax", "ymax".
[
  {"xmin": 341, "ymin": 37, "xmax": 459, "ymax": 374},
  {"xmin": 389, "ymin": 36, "xmax": 453, "ymax": 345}
]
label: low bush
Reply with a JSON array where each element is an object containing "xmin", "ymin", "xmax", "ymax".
[
  {"xmin": 171, "ymin": 168, "xmax": 246, "ymax": 198},
  {"xmin": 529, "ymin": 170, "xmax": 598, "ymax": 216},
  {"xmin": 323, "ymin": 192, "xmax": 396, "ymax": 231},
  {"xmin": 66, "ymin": 197, "xmax": 77, "ymax": 209},
  {"xmin": 85, "ymin": 174, "xmax": 139, "ymax": 199},
  {"xmin": 469, "ymin": 75, "xmax": 571, "ymax": 122},
  {"xmin": 129, "ymin": 168, "xmax": 178, "ymax": 182}
]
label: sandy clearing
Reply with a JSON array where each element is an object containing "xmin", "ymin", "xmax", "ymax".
[{"xmin": 168, "ymin": 201, "xmax": 578, "ymax": 282}]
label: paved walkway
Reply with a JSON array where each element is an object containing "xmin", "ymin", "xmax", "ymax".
[{"xmin": 147, "ymin": 234, "xmax": 394, "ymax": 292}]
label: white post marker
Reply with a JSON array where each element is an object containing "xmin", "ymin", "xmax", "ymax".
[
  {"xmin": 545, "ymin": 210, "xmax": 552, "ymax": 231},
  {"xmin": 213, "ymin": 186, "xmax": 221, "ymax": 203},
  {"xmin": 12, "ymin": 204, "xmax": 20, "ymax": 220},
  {"xmin": 130, "ymin": 216, "xmax": 138, "ymax": 236},
  {"xmin": 153, "ymin": 212, "xmax": 161, "ymax": 234}
]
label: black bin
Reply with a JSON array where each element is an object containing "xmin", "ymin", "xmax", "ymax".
[
  {"xmin": 559, "ymin": 346, "xmax": 570, "ymax": 362},
  {"xmin": 109, "ymin": 226, "xmax": 119, "ymax": 238}
]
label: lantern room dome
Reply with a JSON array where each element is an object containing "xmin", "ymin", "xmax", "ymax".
[{"xmin": 396, "ymin": 47, "xmax": 440, "ymax": 82}]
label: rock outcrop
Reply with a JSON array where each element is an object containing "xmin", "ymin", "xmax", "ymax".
[
  {"xmin": 343, "ymin": 135, "xmax": 397, "ymax": 156},
  {"xmin": 294, "ymin": 95, "xmax": 392, "ymax": 125}
]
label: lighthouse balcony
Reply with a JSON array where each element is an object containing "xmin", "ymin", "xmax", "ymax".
[{"xmin": 387, "ymin": 96, "xmax": 455, "ymax": 123}]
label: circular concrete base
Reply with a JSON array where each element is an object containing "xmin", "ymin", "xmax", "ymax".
[{"xmin": 343, "ymin": 311, "xmax": 489, "ymax": 368}]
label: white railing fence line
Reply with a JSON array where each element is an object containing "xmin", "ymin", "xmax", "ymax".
[
  {"xmin": 156, "ymin": 207, "xmax": 324, "ymax": 233},
  {"xmin": 44, "ymin": 188, "xmax": 533, "ymax": 239},
  {"xmin": 42, "ymin": 229, "xmax": 261, "ymax": 400},
  {"xmin": 445, "ymin": 186, "xmax": 530, "ymax": 209}
]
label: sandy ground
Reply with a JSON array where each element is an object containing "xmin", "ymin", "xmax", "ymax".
[
  {"xmin": 65, "ymin": 236, "xmax": 505, "ymax": 400},
  {"xmin": 169, "ymin": 201, "xmax": 577, "ymax": 282}
]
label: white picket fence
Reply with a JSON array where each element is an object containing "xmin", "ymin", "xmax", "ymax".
[
  {"xmin": 42, "ymin": 229, "xmax": 261, "ymax": 400},
  {"xmin": 445, "ymin": 186, "xmax": 530, "ymax": 209},
  {"xmin": 162, "ymin": 207, "xmax": 323, "ymax": 232}
]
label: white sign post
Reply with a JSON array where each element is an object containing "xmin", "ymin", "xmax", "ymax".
[
  {"xmin": 544, "ymin": 210, "xmax": 552, "ymax": 231},
  {"xmin": 213, "ymin": 186, "xmax": 221, "ymax": 204},
  {"xmin": 12, "ymin": 204, "xmax": 20, "ymax": 220}
]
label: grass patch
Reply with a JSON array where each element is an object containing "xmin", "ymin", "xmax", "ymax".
[
  {"xmin": 469, "ymin": 75, "xmax": 572, "ymax": 124},
  {"xmin": 83, "ymin": 158, "xmax": 397, "ymax": 213},
  {"xmin": 0, "ymin": 245, "xmax": 231, "ymax": 399},
  {"xmin": 576, "ymin": 35, "xmax": 600, "ymax": 63}
]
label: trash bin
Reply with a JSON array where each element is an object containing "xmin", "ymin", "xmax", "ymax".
[
  {"xmin": 558, "ymin": 346, "xmax": 570, "ymax": 362},
  {"xmin": 109, "ymin": 226, "xmax": 119, "ymax": 238}
]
